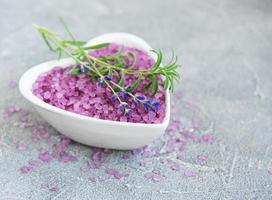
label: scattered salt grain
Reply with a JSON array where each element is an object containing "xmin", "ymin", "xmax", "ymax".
[
  {"xmin": 144, "ymin": 172, "xmax": 153, "ymax": 179},
  {"xmin": 184, "ymin": 170, "xmax": 197, "ymax": 177},
  {"xmin": 38, "ymin": 151, "xmax": 53, "ymax": 162},
  {"xmin": 49, "ymin": 186, "xmax": 58, "ymax": 192},
  {"xmin": 152, "ymin": 168, "xmax": 161, "ymax": 175},
  {"xmin": 132, "ymin": 148, "xmax": 142, "ymax": 156},
  {"xmin": 20, "ymin": 166, "xmax": 33, "ymax": 174},
  {"xmin": 196, "ymin": 154, "xmax": 207, "ymax": 166},
  {"xmin": 106, "ymin": 168, "xmax": 129, "ymax": 179},
  {"xmin": 170, "ymin": 163, "xmax": 181, "ymax": 171},
  {"xmin": 122, "ymin": 153, "xmax": 130, "ymax": 160},
  {"xmin": 201, "ymin": 134, "xmax": 215, "ymax": 144}
]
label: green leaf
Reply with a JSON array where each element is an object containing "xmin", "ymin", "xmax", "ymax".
[
  {"xmin": 90, "ymin": 72, "xmax": 97, "ymax": 80},
  {"xmin": 165, "ymin": 49, "xmax": 176, "ymax": 66},
  {"xmin": 108, "ymin": 68, "xmax": 113, "ymax": 77},
  {"xmin": 142, "ymin": 82, "xmax": 152, "ymax": 93},
  {"xmin": 57, "ymin": 48, "xmax": 62, "ymax": 60},
  {"xmin": 164, "ymin": 78, "xmax": 170, "ymax": 90},
  {"xmin": 59, "ymin": 17, "xmax": 77, "ymax": 41},
  {"xmin": 118, "ymin": 75, "xmax": 125, "ymax": 87},
  {"xmin": 127, "ymin": 75, "xmax": 142, "ymax": 93},
  {"xmin": 83, "ymin": 43, "xmax": 110, "ymax": 50},
  {"xmin": 149, "ymin": 75, "xmax": 158, "ymax": 96},
  {"xmin": 41, "ymin": 33, "xmax": 57, "ymax": 52},
  {"xmin": 69, "ymin": 68, "xmax": 81, "ymax": 75},
  {"xmin": 169, "ymin": 78, "xmax": 174, "ymax": 92},
  {"xmin": 63, "ymin": 40, "xmax": 87, "ymax": 47},
  {"xmin": 114, "ymin": 72, "xmax": 125, "ymax": 92},
  {"xmin": 127, "ymin": 52, "xmax": 136, "ymax": 69},
  {"xmin": 150, "ymin": 49, "xmax": 162, "ymax": 72},
  {"xmin": 99, "ymin": 68, "xmax": 109, "ymax": 75}
]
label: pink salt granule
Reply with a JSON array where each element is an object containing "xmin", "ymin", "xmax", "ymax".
[
  {"xmin": 196, "ymin": 154, "xmax": 207, "ymax": 166},
  {"xmin": 122, "ymin": 153, "xmax": 130, "ymax": 160},
  {"xmin": 105, "ymin": 168, "xmax": 129, "ymax": 179},
  {"xmin": 32, "ymin": 43, "xmax": 166, "ymax": 124},
  {"xmin": 38, "ymin": 151, "xmax": 53, "ymax": 162},
  {"xmin": 184, "ymin": 170, "xmax": 198, "ymax": 177},
  {"xmin": 49, "ymin": 186, "xmax": 58, "ymax": 192},
  {"xmin": 20, "ymin": 165, "xmax": 33, "ymax": 174},
  {"xmin": 144, "ymin": 169, "xmax": 165, "ymax": 182}
]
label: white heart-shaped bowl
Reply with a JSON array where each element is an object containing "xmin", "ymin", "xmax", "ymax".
[{"xmin": 19, "ymin": 32, "xmax": 170, "ymax": 150}]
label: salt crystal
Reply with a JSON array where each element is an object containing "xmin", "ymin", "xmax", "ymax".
[
  {"xmin": 43, "ymin": 91, "xmax": 51, "ymax": 99},
  {"xmin": 122, "ymin": 153, "xmax": 130, "ymax": 160},
  {"xmin": 132, "ymin": 148, "xmax": 142, "ymax": 155},
  {"xmin": 201, "ymin": 134, "xmax": 215, "ymax": 144},
  {"xmin": 170, "ymin": 163, "xmax": 181, "ymax": 171},
  {"xmin": 152, "ymin": 175, "xmax": 162, "ymax": 182},
  {"xmin": 184, "ymin": 170, "xmax": 197, "ymax": 177},
  {"xmin": 16, "ymin": 143, "xmax": 28, "ymax": 151},
  {"xmin": 49, "ymin": 186, "xmax": 58, "ymax": 192},
  {"xmin": 152, "ymin": 168, "xmax": 161, "ymax": 175},
  {"xmin": 20, "ymin": 165, "xmax": 33, "ymax": 174},
  {"xmin": 144, "ymin": 172, "xmax": 153, "ymax": 179},
  {"xmin": 196, "ymin": 154, "xmax": 207, "ymax": 165},
  {"xmin": 28, "ymin": 160, "xmax": 40, "ymax": 166},
  {"xmin": 38, "ymin": 151, "xmax": 53, "ymax": 162}
]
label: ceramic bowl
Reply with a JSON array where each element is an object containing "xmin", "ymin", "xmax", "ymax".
[{"xmin": 19, "ymin": 32, "xmax": 170, "ymax": 149}]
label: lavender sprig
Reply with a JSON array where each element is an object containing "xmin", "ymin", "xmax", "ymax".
[{"xmin": 33, "ymin": 19, "xmax": 180, "ymax": 116}]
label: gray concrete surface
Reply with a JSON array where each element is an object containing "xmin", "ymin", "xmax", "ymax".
[{"xmin": 0, "ymin": 0, "xmax": 272, "ymax": 199}]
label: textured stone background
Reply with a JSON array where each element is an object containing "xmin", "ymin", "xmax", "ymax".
[{"xmin": 0, "ymin": 0, "xmax": 272, "ymax": 199}]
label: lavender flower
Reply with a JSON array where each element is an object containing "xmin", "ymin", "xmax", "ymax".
[
  {"xmin": 119, "ymin": 102, "xmax": 133, "ymax": 116},
  {"xmin": 97, "ymin": 78, "xmax": 104, "ymax": 87},
  {"xmin": 111, "ymin": 94, "xmax": 117, "ymax": 101},
  {"xmin": 133, "ymin": 94, "xmax": 145, "ymax": 105},
  {"xmin": 118, "ymin": 91, "xmax": 127, "ymax": 100},
  {"xmin": 104, "ymin": 75, "xmax": 112, "ymax": 81},
  {"xmin": 80, "ymin": 66, "xmax": 85, "ymax": 73},
  {"xmin": 151, "ymin": 101, "xmax": 159, "ymax": 112},
  {"xmin": 143, "ymin": 99, "xmax": 152, "ymax": 111}
]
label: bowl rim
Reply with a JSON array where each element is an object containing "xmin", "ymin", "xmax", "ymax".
[{"xmin": 19, "ymin": 32, "xmax": 170, "ymax": 128}]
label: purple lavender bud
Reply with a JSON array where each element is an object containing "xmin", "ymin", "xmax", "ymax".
[
  {"xmin": 151, "ymin": 101, "xmax": 159, "ymax": 112},
  {"xmin": 125, "ymin": 85, "xmax": 131, "ymax": 91},
  {"xmin": 111, "ymin": 94, "xmax": 117, "ymax": 101},
  {"xmin": 104, "ymin": 75, "xmax": 112, "ymax": 81},
  {"xmin": 97, "ymin": 78, "xmax": 104, "ymax": 87},
  {"xmin": 119, "ymin": 102, "xmax": 133, "ymax": 116},
  {"xmin": 119, "ymin": 102, "xmax": 128, "ymax": 113},
  {"xmin": 80, "ymin": 66, "xmax": 85, "ymax": 73},
  {"xmin": 143, "ymin": 99, "xmax": 152, "ymax": 111},
  {"xmin": 136, "ymin": 94, "xmax": 145, "ymax": 100},
  {"xmin": 133, "ymin": 98, "xmax": 140, "ymax": 106},
  {"xmin": 118, "ymin": 91, "xmax": 127, "ymax": 100},
  {"xmin": 125, "ymin": 107, "xmax": 133, "ymax": 117},
  {"xmin": 133, "ymin": 94, "xmax": 145, "ymax": 106}
]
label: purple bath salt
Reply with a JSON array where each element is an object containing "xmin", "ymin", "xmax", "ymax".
[
  {"xmin": 32, "ymin": 43, "xmax": 166, "ymax": 124},
  {"xmin": 38, "ymin": 151, "xmax": 53, "ymax": 162},
  {"xmin": 19, "ymin": 165, "xmax": 33, "ymax": 174},
  {"xmin": 184, "ymin": 170, "xmax": 197, "ymax": 177}
]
